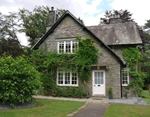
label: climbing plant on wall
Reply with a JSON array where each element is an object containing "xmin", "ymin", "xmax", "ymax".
[
  {"xmin": 122, "ymin": 47, "xmax": 146, "ymax": 97},
  {"xmin": 29, "ymin": 36, "xmax": 99, "ymax": 96}
]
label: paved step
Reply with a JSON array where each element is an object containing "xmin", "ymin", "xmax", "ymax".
[
  {"xmin": 92, "ymin": 95, "xmax": 107, "ymax": 98},
  {"xmin": 86, "ymin": 98, "xmax": 109, "ymax": 104}
]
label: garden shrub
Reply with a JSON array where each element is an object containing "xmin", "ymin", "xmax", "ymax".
[
  {"xmin": 0, "ymin": 55, "xmax": 41, "ymax": 107},
  {"xmin": 52, "ymin": 86, "xmax": 87, "ymax": 98}
]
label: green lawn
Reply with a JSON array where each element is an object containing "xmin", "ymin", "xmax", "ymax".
[
  {"xmin": 142, "ymin": 90, "xmax": 150, "ymax": 104},
  {"xmin": 104, "ymin": 103, "xmax": 150, "ymax": 117},
  {"xmin": 0, "ymin": 99, "xmax": 85, "ymax": 117},
  {"xmin": 104, "ymin": 90, "xmax": 150, "ymax": 117}
]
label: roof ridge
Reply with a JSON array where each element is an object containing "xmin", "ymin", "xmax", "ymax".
[
  {"xmin": 86, "ymin": 21, "xmax": 135, "ymax": 27},
  {"xmin": 31, "ymin": 10, "xmax": 126, "ymax": 66}
]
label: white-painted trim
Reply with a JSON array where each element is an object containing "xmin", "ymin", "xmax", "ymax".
[
  {"xmin": 122, "ymin": 84, "xmax": 128, "ymax": 86},
  {"xmin": 92, "ymin": 70, "xmax": 105, "ymax": 96},
  {"xmin": 122, "ymin": 68, "xmax": 129, "ymax": 86},
  {"xmin": 64, "ymin": 41, "xmax": 66, "ymax": 53},
  {"xmin": 71, "ymin": 41, "xmax": 73, "ymax": 53},
  {"xmin": 57, "ymin": 42, "xmax": 59, "ymax": 54},
  {"xmin": 57, "ymin": 40, "xmax": 78, "ymax": 54},
  {"xmin": 57, "ymin": 69, "xmax": 78, "ymax": 87}
]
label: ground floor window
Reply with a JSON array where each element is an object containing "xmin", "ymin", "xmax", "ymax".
[
  {"xmin": 57, "ymin": 69, "xmax": 78, "ymax": 86},
  {"xmin": 122, "ymin": 68, "xmax": 129, "ymax": 86}
]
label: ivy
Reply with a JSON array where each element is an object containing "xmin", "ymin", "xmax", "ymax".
[
  {"xmin": 122, "ymin": 47, "xmax": 146, "ymax": 97},
  {"xmin": 30, "ymin": 36, "xmax": 99, "ymax": 95},
  {"xmin": 76, "ymin": 36, "xmax": 99, "ymax": 82}
]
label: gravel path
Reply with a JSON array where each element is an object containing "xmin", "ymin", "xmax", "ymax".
[{"xmin": 109, "ymin": 97, "xmax": 147, "ymax": 105}]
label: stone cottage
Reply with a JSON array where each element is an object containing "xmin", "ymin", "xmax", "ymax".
[{"xmin": 32, "ymin": 7, "xmax": 143, "ymax": 98}]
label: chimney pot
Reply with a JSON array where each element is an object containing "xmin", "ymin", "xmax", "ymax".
[{"xmin": 51, "ymin": 7, "xmax": 54, "ymax": 11}]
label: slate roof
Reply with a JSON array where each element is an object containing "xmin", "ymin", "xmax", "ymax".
[
  {"xmin": 32, "ymin": 10, "xmax": 126, "ymax": 66},
  {"xmin": 87, "ymin": 22, "xmax": 142, "ymax": 45}
]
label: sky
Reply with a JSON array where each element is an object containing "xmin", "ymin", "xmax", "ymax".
[{"xmin": 0, "ymin": 0, "xmax": 150, "ymax": 46}]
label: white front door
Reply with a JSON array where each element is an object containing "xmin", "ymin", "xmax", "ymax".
[{"xmin": 92, "ymin": 70, "xmax": 105, "ymax": 96}]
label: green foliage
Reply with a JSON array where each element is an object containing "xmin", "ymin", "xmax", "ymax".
[
  {"xmin": 19, "ymin": 6, "xmax": 67, "ymax": 47},
  {"xmin": 144, "ymin": 19, "xmax": 150, "ymax": 30},
  {"xmin": 0, "ymin": 38, "xmax": 26, "ymax": 57},
  {"xmin": 108, "ymin": 87, "xmax": 113, "ymax": 95},
  {"xmin": 19, "ymin": 6, "xmax": 51, "ymax": 47},
  {"xmin": 122, "ymin": 47, "xmax": 146, "ymax": 97},
  {"xmin": 0, "ymin": 55, "xmax": 41, "ymax": 107},
  {"xmin": 141, "ymin": 34, "xmax": 150, "ymax": 90},
  {"xmin": 52, "ymin": 86, "xmax": 87, "ymax": 98},
  {"xmin": 76, "ymin": 36, "xmax": 99, "ymax": 82},
  {"xmin": 100, "ymin": 9, "xmax": 133, "ymax": 24},
  {"xmin": 30, "ymin": 37, "xmax": 98, "ymax": 96},
  {"xmin": 122, "ymin": 47, "xmax": 142, "ymax": 71},
  {"xmin": 0, "ymin": 12, "xmax": 19, "ymax": 40}
]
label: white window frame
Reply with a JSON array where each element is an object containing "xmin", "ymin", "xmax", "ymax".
[
  {"xmin": 122, "ymin": 68, "xmax": 129, "ymax": 86},
  {"xmin": 57, "ymin": 41, "xmax": 78, "ymax": 54},
  {"xmin": 57, "ymin": 69, "xmax": 78, "ymax": 87}
]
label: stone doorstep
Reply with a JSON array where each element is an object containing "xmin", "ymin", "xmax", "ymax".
[
  {"xmin": 92, "ymin": 97, "xmax": 103, "ymax": 100},
  {"xmin": 92, "ymin": 97, "xmax": 107, "ymax": 100}
]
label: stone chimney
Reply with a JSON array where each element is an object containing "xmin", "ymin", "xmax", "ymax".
[
  {"xmin": 109, "ymin": 14, "xmax": 123, "ymax": 24},
  {"xmin": 46, "ymin": 7, "xmax": 59, "ymax": 32}
]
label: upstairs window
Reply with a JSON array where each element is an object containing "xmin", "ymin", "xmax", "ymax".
[
  {"xmin": 59, "ymin": 42, "xmax": 64, "ymax": 53},
  {"xmin": 58, "ymin": 41, "xmax": 78, "ymax": 54},
  {"xmin": 122, "ymin": 68, "xmax": 129, "ymax": 86}
]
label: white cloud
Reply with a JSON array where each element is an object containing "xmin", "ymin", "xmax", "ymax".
[
  {"xmin": 0, "ymin": 0, "xmax": 104, "ymax": 46},
  {"xmin": 8, "ymin": 0, "xmax": 14, "ymax": 3},
  {"xmin": 0, "ymin": 6, "xmax": 21, "ymax": 15},
  {"xmin": 110, "ymin": 0, "xmax": 150, "ymax": 26},
  {"xmin": 17, "ymin": 32, "xmax": 29, "ymax": 47}
]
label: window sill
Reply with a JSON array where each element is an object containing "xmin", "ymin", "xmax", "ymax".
[
  {"xmin": 57, "ymin": 53, "xmax": 75, "ymax": 54},
  {"xmin": 122, "ymin": 84, "xmax": 128, "ymax": 86},
  {"xmin": 57, "ymin": 84, "xmax": 78, "ymax": 87}
]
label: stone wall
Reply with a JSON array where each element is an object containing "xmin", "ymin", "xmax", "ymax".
[
  {"xmin": 111, "ymin": 45, "xmax": 137, "ymax": 97},
  {"xmin": 39, "ymin": 15, "xmax": 122, "ymax": 98}
]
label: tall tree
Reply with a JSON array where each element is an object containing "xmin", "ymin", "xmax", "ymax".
[
  {"xmin": 0, "ymin": 12, "xmax": 26, "ymax": 57},
  {"xmin": 19, "ymin": 6, "xmax": 68, "ymax": 47},
  {"xmin": 0, "ymin": 38, "xmax": 26, "ymax": 57},
  {"xmin": 144, "ymin": 19, "xmax": 150, "ymax": 31},
  {"xmin": 100, "ymin": 9, "xmax": 133, "ymax": 24},
  {"xmin": 0, "ymin": 12, "xmax": 19, "ymax": 40},
  {"xmin": 19, "ymin": 6, "xmax": 51, "ymax": 47}
]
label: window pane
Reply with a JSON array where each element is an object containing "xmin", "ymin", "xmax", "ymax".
[
  {"xmin": 72, "ymin": 41, "xmax": 78, "ymax": 53},
  {"xmin": 66, "ymin": 41, "xmax": 71, "ymax": 53},
  {"xmin": 122, "ymin": 68, "xmax": 129, "ymax": 85},
  {"xmin": 94, "ymin": 72, "xmax": 98, "ymax": 84},
  {"xmin": 58, "ymin": 72, "xmax": 63, "ymax": 84},
  {"xmin": 65, "ymin": 72, "xmax": 70, "ymax": 84},
  {"xmin": 101, "ymin": 72, "xmax": 103, "ymax": 84},
  {"xmin": 72, "ymin": 72, "xmax": 77, "ymax": 85},
  {"xmin": 59, "ymin": 42, "xmax": 64, "ymax": 53},
  {"xmin": 98, "ymin": 72, "xmax": 100, "ymax": 84}
]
